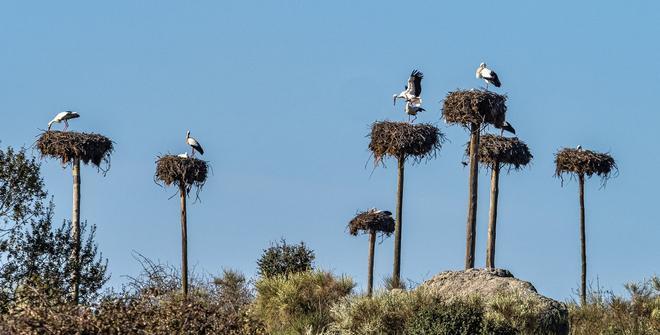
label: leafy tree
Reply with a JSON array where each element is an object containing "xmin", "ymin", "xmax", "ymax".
[
  {"xmin": 0, "ymin": 203, "xmax": 108, "ymax": 307},
  {"xmin": 0, "ymin": 146, "xmax": 46, "ymax": 232},
  {"xmin": 0, "ymin": 145, "xmax": 108, "ymax": 308},
  {"xmin": 257, "ymin": 239, "xmax": 314, "ymax": 278}
]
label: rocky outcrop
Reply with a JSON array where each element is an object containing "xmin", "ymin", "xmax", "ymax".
[{"xmin": 419, "ymin": 268, "xmax": 569, "ymax": 335}]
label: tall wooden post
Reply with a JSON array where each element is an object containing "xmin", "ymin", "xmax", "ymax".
[
  {"xmin": 465, "ymin": 123, "xmax": 480, "ymax": 269},
  {"xmin": 71, "ymin": 159, "xmax": 81, "ymax": 304},
  {"xmin": 179, "ymin": 183, "xmax": 189, "ymax": 297},
  {"xmin": 579, "ymin": 173, "xmax": 586, "ymax": 305},
  {"xmin": 367, "ymin": 229, "xmax": 376, "ymax": 296},
  {"xmin": 392, "ymin": 156, "xmax": 405, "ymax": 289},
  {"xmin": 486, "ymin": 162, "xmax": 500, "ymax": 269}
]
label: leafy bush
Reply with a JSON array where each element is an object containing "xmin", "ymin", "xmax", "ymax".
[
  {"xmin": 0, "ymin": 259, "xmax": 265, "ymax": 335},
  {"xmin": 330, "ymin": 289, "xmax": 432, "ymax": 334},
  {"xmin": 257, "ymin": 238, "xmax": 315, "ymax": 278},
  {"xmin": 254, "ymin": 270, "xmax": 354, "ymax": 334},
  {"xmin": 331, "ymin": 289, "xmax": 515, "ymax": 335},
  {"xmin": 568, "ymin": 277, "xmax": 660, "ymax": 335}
]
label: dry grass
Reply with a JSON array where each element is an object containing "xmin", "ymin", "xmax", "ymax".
[
  {"xmin": 442, "ymin": 89, "xmax": 507, "ymax": 127},
  {"xmin": 369, "ymin": 121, "xmax": 444, "ymax": 164},
  {"xmin": 348, "ymin": 210, "xmax": 395, "ymax": 236},
  {"xmin": 36, "ymin": 131, "xmax": 113, "ymax": 172}
]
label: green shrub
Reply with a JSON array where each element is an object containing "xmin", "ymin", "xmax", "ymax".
[
  {"xmin": 254, "ymin": 270, "xmax": 354, "ymax": 334},
  {"xmin": 257, "ymin": 239, "xmax": 315, "ymax": 278},
  {"xmin": 568, "ymin": 277, "xmax": 660, "ymax": 335},
  {"xmin": 330, "ymin": 289, "xmax": 432, "ymax": 334}
]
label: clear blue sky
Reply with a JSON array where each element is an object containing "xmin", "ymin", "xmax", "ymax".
[{"xmin": 0, "ymin": 1, "xmax": 658, "ymax": 300}]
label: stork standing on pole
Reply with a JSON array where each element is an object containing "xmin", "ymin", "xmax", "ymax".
[
  {"xmin": 48, "ymin": 111, "xmax": 80, "ymax": 131},
  {"xmin": 186, "ymin": 130, "xmax": 204, "ymax": 157},
  {"xmin": 476, "ymin": 63, "xmax": 501, "ymax": 90}
]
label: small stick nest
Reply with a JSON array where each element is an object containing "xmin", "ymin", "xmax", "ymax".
[
  {"xmin": 155, "ymin": 155, "xmax": 208, "ymax": 194},
  {"xmin": 442, "ymin": 89, "xmax": 507, "ymax": 126},
  {"xmin": 369, "ymin": 121, "xmax": 444, "ymax": 164},
  {"xmin": 36, "ymin": 131, "xmax": 113, "ymax": 171},
  {"xmin": 348, "ymin": 210, "xmax": 395, "ymax": 236},
  {"xmin": 555, "ymin": 148, "xmax": 617, "ymax": 183},
  {"xmin": 466, "ymin": 134, "xmax": 533, "ymax": 170}
]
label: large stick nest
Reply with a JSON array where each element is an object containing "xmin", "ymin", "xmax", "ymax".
[
  {"xmin": 442, "ymin": 89, "xmax": 507, "ymax": 126},
  {"xmin": 348, "ymin": 210, "xmax": 395, "ymax": 236},
  {"xmin": 369, "ymin": 121, "xmax": 444, "ymax": 164},
  {"xmin": 466, "ymin": 134, "xmax": 533, "ymax": 170},
  {"xmin": 155, "ymin": 155, "xmax": 208, "ymax": 194},
  {"xmin": 36, "ymin": 131, "xmax": 113, "ymax": 171},
  {"xmin": 555, "ymin": 148, "xmax": 617, "ymax": 182}
]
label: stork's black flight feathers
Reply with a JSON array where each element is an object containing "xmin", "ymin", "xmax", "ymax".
[
  {"xmin": 488, "ymin": 71, "xmax": 501, "ymax": 87},
  {"xmin": 410, "ymin": 70, "xmax": 423, "ymax": 96}
]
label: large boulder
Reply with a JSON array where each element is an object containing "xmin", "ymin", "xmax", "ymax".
[{"xmin": 419, "ymin": 268, "xmax": 569, "ymax": 335}]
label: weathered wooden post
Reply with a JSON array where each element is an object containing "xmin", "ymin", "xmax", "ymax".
[
  {"xmin": 37, "ymin": 130, "xmax": 113, "ymax": 304},
  {"xmin": 442, "ymin": 90, "xmax": 507, "ymax": 269},
  {"xmin": 348, "ymin": 209, "xmax": 395, "ymax": 296},
  {"xmin": 470, "ymin": 134, "xmax": 532, "ymax": 269},
  {"xmin": 156, "ymin": 155, "xmax": 208, "ymax": 297},
  {"xmin": 368, "ymin": 121, "xmax": 443, "ymax": 288},
  {"xmin": 555, "ymin": 147, "xmax": 616, "ymax": 305}
]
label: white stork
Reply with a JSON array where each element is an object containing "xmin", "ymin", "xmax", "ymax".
[
  {"xmin": 186, "ymin": 130, "xmax": 204, "ymax": 157},
  {"xmin": 576, "ymin": 145, "xmax": 582, "ymax": 151},
  {"xmin": 476, "ymin": 63, "xmax": 501, "ymax": 89},
  {"xmin": 47, "ymin": 111, "xmax": 80, "ymax": 131},
  {"xmin": 369, "ymin": 208, "xmax": 392, "ymax": 216},
  {"xmin": 177, "ymin": 152, "xmax": 190, "ymax": 158},
  {"xmin": 405, "ymin": 101, "xmax": 425, "ymax": 123},
  {"xmin": 393, "ymin": 70, "xmax": 423, "ymax": 106},
  {"xmin": 494, "ymin": 121, "xmax": 515, "ymax": 135}
]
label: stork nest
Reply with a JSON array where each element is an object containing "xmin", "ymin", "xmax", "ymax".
[
  {"xmin": 155, "ymin": 155, "xmax": 208, "ymax": 194},
  {"xmin": 36, "ymin": 131, "xmax": 113, "ymax": 171},
  {"xmin": 555, "ymin": 148, "xmax": 617, "ymax": 182},
  {"xmin": 348, "ymin": 210, "xmax": 395, "ymax": 236},
  {"xmin": 442, "ymin": 89, "xmax": 507, "ymax": 126},
  {"xmin": 466, "ymin": 134, "xmax": 533, "ymax": 170},
  {"xmin": 369, "ymin": 121, "xmax": 444, "ymax": 164}
]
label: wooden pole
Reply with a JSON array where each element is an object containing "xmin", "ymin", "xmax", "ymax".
[
  {"xmin": 465, "ymin": 123, "xmax": 480, "ymax": 269},
  {"xmin": 71, "ymin": 159, "xmax": 81, "ymax": 304},
  {"xmin": 486, "ymin": 162, "xmax": 500, "ymax": 269},
  {"xmin": 179, "ymin": 183, "xmax": 189, "ymax": 297},
  {"xmin": 579, "ymin": 173, "xmax": 586, "ymax": 305},
  {"xmin": 367, "ymin": 229, "xmax": 376, "ymax": 297},
  {"xmin": 392, "ymin": 156, "xmax": 404, "ymax": 289}
]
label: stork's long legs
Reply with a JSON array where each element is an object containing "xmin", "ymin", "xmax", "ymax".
[{"xmin": 64, "ymin": 120, "xmax": 69, "ymax": 131}]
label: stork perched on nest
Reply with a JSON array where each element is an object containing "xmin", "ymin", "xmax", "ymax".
[
  {"xmin": 405, "ymin": 101, "xmax": 426, "ymax": 123},
  {"xmin": 393, "ymin": 70, "xmax": 423, "ymax": 106},
  {"xmin": 369, "ymin": 208, "xmax": 392, "ymax": 216},
  {"xmin": 576, "ymin": 145, "xmax": 582, "ymax": 151},
  {"xmin": 476, "ymin": 63, "xmax": 501, "ymax": 90},
  {"xmin": 186, "ymin": 130, "xmax": 204, "ymax": 157},
  {"xmin": 47, "ymin": 111, "xmax": 80, "ymax": 131},
  {"xmin": 494, "ymin": 121, "xmax": 516, "ymax": 135}
]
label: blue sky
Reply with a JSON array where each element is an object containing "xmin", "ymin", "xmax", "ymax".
[{"xmin": 0, "ymin": 1, "xmax": 658, "ymax": 300}]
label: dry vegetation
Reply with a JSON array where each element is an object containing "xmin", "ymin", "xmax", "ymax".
[
  {"xmin": 470, "ymin": 134, "xmax": 533, "ymax": 170},
  {"xmin": 348, "ymin": 210, "xmax": 395, "ymax": 236},
  {"xmin": 442, "ymin": 89, "xmax": 507, "ymax": 126},
  {"xmin": 555, "ymin": 148, "xmax": 617, "ymax": 182},
  {"xmin": 369, "ymin": 121, "xmax": 444, "ymax": 164},
  {"xmin": 36, "ymin": 131, "xmax": 113, "ymax": 170},
  {"xmin": 155, "ymin": 155, "xmax": 208, "ymax": 193}
]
